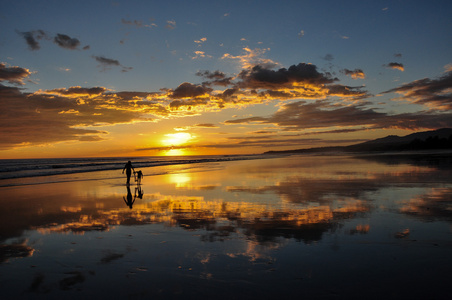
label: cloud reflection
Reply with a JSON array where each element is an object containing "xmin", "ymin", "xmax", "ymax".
[{"xmin": 2, "ymin": 154, "xmax": 452, "ymax": 264}]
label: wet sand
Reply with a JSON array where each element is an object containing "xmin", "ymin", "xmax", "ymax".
[{"xmin": 1, "ymin": 154, "xmax": 451, "ymax": 299}]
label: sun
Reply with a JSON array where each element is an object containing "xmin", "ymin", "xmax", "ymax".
[{"xmin": 161, "ymin": 132, "xmax": 193, "ymax": 146}]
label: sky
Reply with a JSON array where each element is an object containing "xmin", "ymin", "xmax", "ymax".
[{"xmin": 1, "ymin": 0, "xmax": 452, "ymax": 159}]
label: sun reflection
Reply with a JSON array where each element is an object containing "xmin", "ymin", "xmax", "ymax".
[{"xmin": 168, "ymin": 173, "xmax": 192, "ymax": 188}]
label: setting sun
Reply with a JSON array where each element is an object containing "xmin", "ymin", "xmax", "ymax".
[{"xmin": 161, "ymin": 132, "xmax": 194, "ymax": 147}]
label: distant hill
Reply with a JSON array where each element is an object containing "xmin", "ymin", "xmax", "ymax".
[{"xmin": 264, "ymin": 128, "xmax": 452, "ymax": 155}]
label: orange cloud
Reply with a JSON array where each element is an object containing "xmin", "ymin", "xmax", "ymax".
[
  {"xmin": 384, "ymin": 62, "xmax": 404, "ymax": 71},
  {"xmin": 342, "ymin": 68, "xmax": 366, "ymax": 79}
]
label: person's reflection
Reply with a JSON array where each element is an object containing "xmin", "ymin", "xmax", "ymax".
[
  {"xmin": 135, "ymin": 186, "xmax": 144, "ymax": 199},
  {"xmin": 123, "ymin": 186, "xmax": 135, "ymax": 209}
]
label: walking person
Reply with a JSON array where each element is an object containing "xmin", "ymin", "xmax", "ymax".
[{"xmin": 122, "ymin": 160, "xmax": 135, "ymax": 185}]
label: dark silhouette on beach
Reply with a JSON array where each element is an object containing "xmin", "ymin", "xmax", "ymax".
[
  {"xmin": 122, "ymin": 161, "xmax": 135, "ymax": 185},
  {"xmin": 136, "ymin": 170, "xmax": 143, "ymax": 185},
  {"xmin": 135, "ymin": 186, "xmax": 144, "ymax": 199},
  {"xmin": 123, "ymin": 186, "xmax": 135, "ymax": 209}
]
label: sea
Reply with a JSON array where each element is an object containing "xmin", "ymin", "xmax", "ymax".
[{"xmin": 0, "ymin": 154, "xmax": 269, "ymax": 187}]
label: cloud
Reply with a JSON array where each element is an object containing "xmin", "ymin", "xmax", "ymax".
[
  {"xmin": 3, "ymin": 59, "xmax": 451, "ymax": 151},
  {"xmin": 341, "ymin": 68, "xmax": 365, "ymax": 79},
  {"xmin": 382, "ymin": 71, "xmax": 452, "ymax": 109},
  {"xmin": 196, "ymin": 70, "xmax": 233, "ymax": 87},
  {"xmin": 0, "ymin": 85, "xmax": 172, "ymax": 149},
  {"xmin": 165, "ymin": 20, "xmax": 176, "ymax": 30},
  {"xmin": 224, "ymin": 100, "xmax": 452, "ymax": 131},
  {"xmin": 170, "ymin": 82, "xmax": 211, "ymax": 99},
  {"xmin": 93, "ymin": 56, "xmax": 120, "ymax": 66},
  {"xmin": 195, "ymin": 123, "xmax": 218, "ymax": 128},
  {"xmin": 180, "ymin": 61, "xmax": 368, "ymax": 109},
  {"xmin": 121, "ymin": 18, "xmax": 157, "ymax": 28},
  {"xmin": 54, "ymin": 34, "xmax": 81, "ymax": 50},
  {"xmin": 92, "ymin": 56, "xmax": 132, "ymax": 72},
  {"xmin": 221, "ymin": 47, "xmax": 279, "ymax": 70},
  {"xmin": 0, "ymin": 63, "xmax": 32, "ymax": 85},
  {"xmin": 43, "ymin": 86, "xmax": 107, "ymax": 96},
  {"xmin": 17, "ymin": 30, "xmax": 88, "ymax": 51},
  {"xmin": 16, "ymin": 30, "xmax": 49, "ymax": 50},
  {"xmin": 322, "ymin": 54, "xmax": 334, "ymax": 61},
  {"xmin": 191, "ymin": 51, "xmax": 212, "ymax": 60},
  {"xmin": 194, "ymin": 37, "xmax": 207, "ymax": 44},
  {"xmin": 236, "ymin": 63, "xmax": 336, "ymax": 89},
  {"xmin": 384, "ymin": 62, "xmax": 404, "ymax": 71}
]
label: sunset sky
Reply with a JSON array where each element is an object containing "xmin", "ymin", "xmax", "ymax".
[{"xmin": 1, "ymin": 0, "xmax": 451, "ymax": 158}]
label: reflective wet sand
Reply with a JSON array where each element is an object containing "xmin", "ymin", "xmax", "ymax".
[{"xmin": 1, "ymin": 154, "xmax": 451, "ymax": 299}]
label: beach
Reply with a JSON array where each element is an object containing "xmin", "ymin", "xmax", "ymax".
[{"xmin": 1, "ymin": 154, "xmax": 451, "ymax": 299}]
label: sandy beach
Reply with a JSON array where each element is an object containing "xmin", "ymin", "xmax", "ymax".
[{"xmin": 1, "ymin": 154, "xmax": 451, "ymax": 299}]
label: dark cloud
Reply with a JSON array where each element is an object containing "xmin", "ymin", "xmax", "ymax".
[
  {"xmin": 382, "ymin": 72, "xmax": 452, "ymax": 109},
  {"xmin": 0, "ymin": 63, "xmax": 32, "ymax": 85},
  {"xmin": 221, "ymin": 88, "xmax": 237, "ymax": 98},
  {"xmin": 384, "ymin": 62, "xmax": 404, "ymax": 71},
  {"xmin": 121, "ymin": 18, "xmax": 157, "ymax": 28},
  {"xmin": 45, "ymin": 86, "xmax": 107, "ymax": 96},
  {"xmin": 237, "ymin": 63, "xmax": 336, "ymax": 89},
  {"xmin": 196, "ymin": 70, "xmax": 227, "ymax": 80},
  {"xmin": 195, "ymin": 123, "xmax": 218, "ymax": 128},
  {"xmin": 92, "ymin": 56, "xmax": 132, "ymax": 72},
  {"xmin": 17, "ymin": 30, "xmax": 49, "ymax": 50},
  {"xmin": 196, "ymin": 70, "xmax": 233, "ymax": 87},
  {"xmin": 327, "ymin": 85, "xmax": 369, "ymax": 98},
  {"xmin": 225, "ymin": 100, "xmax": 452, "ymax": 131},
  {"xmin": 322, "ymin": 54, "xmax": 334, "ymax": 61},
  {"xmin": 341, "ymin": 68, "xmax": 365, "ymax": 79},
  {"xmin": 169, "ymin": 98, "xmax": 209, "ymax": 110},
  {"xmin": 93, "ymin": 56, "xmax": 120, "ymax": 66},
  {"xmin": 170, "ymin": 82, "xmax": 211, "ymax": 99},
  {"xmin": 18, "ymin": 30, "xmax": 88, "ymax": 51},
  {"xmin": 121, "ymin": 18, "xmax": 144, "ymax": 27},
  {"xmin": 54, "ymin": 33, "xmax": 81, "ymax": 50}
]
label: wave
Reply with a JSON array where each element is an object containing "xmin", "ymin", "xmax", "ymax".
[{"xmin": 0, "ymin": 155, "xmax": 267, "ymax": 181}]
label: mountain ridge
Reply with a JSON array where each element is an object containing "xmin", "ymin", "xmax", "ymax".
[{"xmin": 264, "ymin": 128, "xmax": 452, "ymax": 155}]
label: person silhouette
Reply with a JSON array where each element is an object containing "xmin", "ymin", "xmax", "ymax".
[
  {"xmin": 123, "ymin": 186, "xmax": 135, "ymax": 209},
  {"xmin": 122, "ymin": 160, "xmax": 135, "ymax": 185}
]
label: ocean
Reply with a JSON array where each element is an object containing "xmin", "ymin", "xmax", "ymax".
[{"xmin": 0, "ymin": 154, "xmax": 269, "ymax": 187}]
